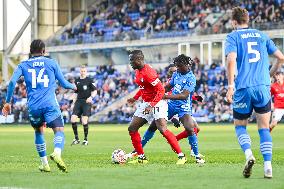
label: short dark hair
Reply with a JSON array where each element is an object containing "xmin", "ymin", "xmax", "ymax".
[
  {"xmin": 30, "ymin": 39, "xmax": 45, "ymax": 54},
  {"xmin": 173, "ymin": 54, "xmax": 193, "ymax": 67},
  {"xmin": 168, "ymin": 63, "xmax": 175, "ymax": 68},
  {"xmin": 232, "ymin": 7, "xmax": 249, "ymax": 25},
  {"xmin": 129, "ymin": 50, "xmax": 144, "ymax": 61},
  {"xmin": 275, "ymin": 71, "xmax": 283, "ymax": 75}
]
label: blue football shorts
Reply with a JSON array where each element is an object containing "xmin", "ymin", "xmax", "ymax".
[
  {"xmin": 233, "ymin": 85, "xmax": 271, "ymax": 120},
  {"xmin": 168, "ymin": 101, "xmax": 192, "ymax": 120},
  {"xmin": 28, "ymin": 106, "xmax": 64, "ymax": 128}
]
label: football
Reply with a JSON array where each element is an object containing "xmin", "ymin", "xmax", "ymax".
[{"xmin": 111, "ymin": 149, "xmax": 127, "ymax": 164}]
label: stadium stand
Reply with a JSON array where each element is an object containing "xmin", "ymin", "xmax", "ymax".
[
  {"xmin": 3, "ymin": 0, "xmax": 284, "ymax": 124},
  {"xmin": 49, "ymin": 0, "xmax": 284, "ymax": 45}
]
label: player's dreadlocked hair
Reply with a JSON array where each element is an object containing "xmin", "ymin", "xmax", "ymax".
[
  {"xmin": 30, "ymin": 39, "xmax": 45, "ymax": 54},
  {"xmin": 173, "ymin": 54, "xmax": 193, "ymax": 67},
  {"xmin": 129, "ymin": 50, "xmax": 144, "ymax": 60}
]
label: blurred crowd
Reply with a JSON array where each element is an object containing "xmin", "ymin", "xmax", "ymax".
[
  {"xmin": 104, "ymin": 58, "xmax": 232, "ymax": 123},
  {"xmin": 0, "ymin": 59, "xmax": 232, "ymax": 124},
  {"xmin": 53, "ymin": 0, "xmax": 284, "ymax": 45},
  {"xmin": 0, "ymin": 65, "xmax": 136, "ymax": 124}
]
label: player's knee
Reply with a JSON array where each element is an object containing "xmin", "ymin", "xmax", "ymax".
[
  {"xmin": 234, "ymin": 119, "xmax": 248, "ymax": 126},
  {"xmin": 81, "ymin": 116, "xmax": 88, "ymax": 125},
  {"xmin": 196, "ymin": 126, "xmax": 200, "ymax": 133},
  {"xmin": 128, "ymin": 124, "xmax": 136, "ymax": 132},
  {"xmin": 34, "ymin": 126, "xmax": 43, "ymax": 133},
  {"xmin": 53, "ymin": 126, "xmax": 64, "ymax": 133},
  {"xmin": 157, "ymin": 125, "xmax": 167, "ymax": 133},
  {"xmin": 71, "ymin": 115, "xmax": 78, "ymax": 123},
  {"xmin": 184, "ymin": 127, "xmax": 194, "ymax": 135}
]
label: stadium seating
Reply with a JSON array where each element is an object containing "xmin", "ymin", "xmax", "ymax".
[{"xmin": 48, "ymin": 0, "xmax": 284, "ymax": 45}]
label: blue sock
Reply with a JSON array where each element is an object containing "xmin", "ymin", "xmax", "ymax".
[
  {"xmin": 35, "ymin": 132, "xmax": 46, "ymax": 158},
  {"xmin": 54, "ymin": 131, "xmax": 65, "ymax": 155},
  {"xmin": 188, "ymin": 134, "xmax": 199, "ymax": 156},
  {"xmin": 141, "ymin": 129, "xmax": 155, "ymax": 148},
  {"xmin": 235, "ymin": 125, "xmax": 251, "ymax": 152},
  {"xmin": 258, "ymin": 128, "xmax": 272, "ymax": 161}
]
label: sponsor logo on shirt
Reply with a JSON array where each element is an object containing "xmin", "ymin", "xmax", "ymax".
[
  {"xmin": 83, "ymin": 85, "xmax": 87, "ymax": 90},
  {"xmin": 174, "ymin": 84, "xmax": 182, "ymax": 93},
  {"xmin": 277, "ymin": 93, "xmax": 284, "ymax": 97},
  {"xmin": 151, "ymin": 78, "xmax": 160, "ymax": 86}
]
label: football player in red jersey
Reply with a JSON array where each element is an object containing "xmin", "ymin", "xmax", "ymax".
[
  {"xmin": 126, "ymin": 60, "xmax": 204, "ymax": 161},
  {"xmin": 270, "ymin": 71, "xmax": 284, "ymax": 131},
  {"xmin": 127, "ymin": 50, "xmax": 187, "ymax": 164}
]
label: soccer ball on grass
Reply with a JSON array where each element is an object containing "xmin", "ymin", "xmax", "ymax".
[{"xmin": 111, "ymin": 149, "xmax": 127, "ymax": 164}]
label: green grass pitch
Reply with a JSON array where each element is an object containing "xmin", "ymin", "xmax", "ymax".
[{"xmin": 0, "ymin": 124, "xmax": 284, "ymax": 189}]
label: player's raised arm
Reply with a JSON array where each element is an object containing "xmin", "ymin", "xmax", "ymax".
[
  {"xmin": 2, "ymin": 66, "xmax": 23, "ymax": 116},
  {"xmin": 54, "ymin": 62, "xmax": 76, "ymax": 90}
]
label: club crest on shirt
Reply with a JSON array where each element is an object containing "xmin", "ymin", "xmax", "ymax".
[
  {"xmin": 140, "ymin": 78, "xmax": 144, "ymax": 82},
  {"xmin": 83, "ymin": 85, "xmax": 87, "ymax": 90},
  {"xmin": 174, "ymin": 84, "xmax": 182, "ymax": 93}
]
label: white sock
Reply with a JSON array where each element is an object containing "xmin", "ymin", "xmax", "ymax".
[
  {"xmin": 40, "ymin": 156, "xmax": 48, "ymax": 165},
  {"xmin": 54, "ymin": 147, "xmax": 62, "ymax": 156},
  {"xmin": 244, "ymin": 149, "xmax": 253, "ymax": 160},
  {"xmin": 178, "ymin": 152, "xmax": 184, "ymax": 157},
  {"xmin": 264, "ymin": 161, "xmax": 272, "ymax": 171}
]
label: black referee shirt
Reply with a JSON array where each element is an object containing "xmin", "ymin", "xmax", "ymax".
[{"xmin": 75, "ymin": 77, "xmax": 96, "ymax": 99}]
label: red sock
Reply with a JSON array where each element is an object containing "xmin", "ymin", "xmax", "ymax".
[
  {"xmin": 162, "ymin": 130, "xmax": 182, "ymax": 154},
  {"xmin": 176, "ymin": 130, "xmax": 188, "ymax": 141},
  {"xmin": 129, "ymin": 131, "xmax": 144, "ymax": 155},
  {"xmin": 194, "ymin": 127, "xmax": 198, "ymax": 136}
]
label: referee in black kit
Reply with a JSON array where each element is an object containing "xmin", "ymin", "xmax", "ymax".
[{"xmin": 71, "ymin": 65, "xmax": 96, "ymax": 146}]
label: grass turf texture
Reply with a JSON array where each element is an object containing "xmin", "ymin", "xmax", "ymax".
[{"xmin": 0, "ymin": 124, "xmax": 283, "ymax": 189}]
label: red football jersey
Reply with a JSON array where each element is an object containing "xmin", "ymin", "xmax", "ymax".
[
  {"xmin": 271, "ymin": 82, "xmax": 284, "ymax": 108},
  {"xmin": 133, "ymin": 64, "xmax": 165, "ymax": 106}
]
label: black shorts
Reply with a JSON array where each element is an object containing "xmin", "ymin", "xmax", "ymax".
[{"xmin": 72, "ymin": 99, "xmax": 91, "ymax": 117}]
